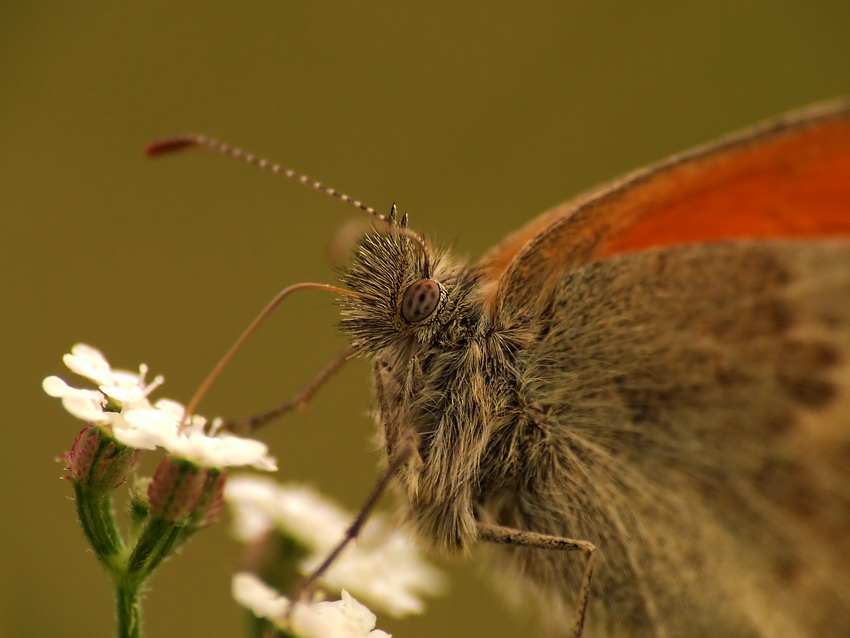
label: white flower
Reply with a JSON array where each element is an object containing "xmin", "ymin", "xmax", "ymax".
[
  {"xmin": 43, "ymin": 343, "xmax": 167, "ymax": 449},
  {"xmin": 232, "ymin": 573, "xmax": 391, "ymax": 638},
  {"xmin": 144, "ymin": 400, "xmax": 278, "ymax": 471},
  {"xmin": 225, "ymin": 476, "xmax": 444, "ymax": 616},
  {"xmin": 292, "ymin": 591, "xmax": 391, "ymax": 638},
  {"xmin": 225, "ymin": 476, "xmax": 349, "ymax": 547},
  {"xmin": 44, "ymin": 344, "xmax": 277, "ymax": 470},
  {"xmin": 232, "ymin": 571, "xmax": 290, "ymax": 619},
  {"xmin": 309, "ymin": 523, "xmax": 443, "ymax": 616}
]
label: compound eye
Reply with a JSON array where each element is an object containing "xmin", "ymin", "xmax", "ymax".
[{"xmin": 400, "ymin": 279, "xmax": 441, "ymax": 324}]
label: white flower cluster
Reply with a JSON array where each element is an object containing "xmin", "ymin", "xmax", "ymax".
[
  {"xmin": 43, "ymin": 344, "xmax": 276, "ymax": 471},
  {"xmin": 232, "ymin": 573, "xmax": 391, "ymax": 638},
  {"xmin": 225, "ymin": 475, "xmax": 444, "ymax": 617}
]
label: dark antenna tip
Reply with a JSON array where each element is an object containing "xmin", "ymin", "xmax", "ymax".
[
  {"xmin": 145, "ymin": 137, "xmax": 200, "ymax": 157},
  {"xmin": 144, "ymin": 134, "xmax": 432, "ymax": 274}
]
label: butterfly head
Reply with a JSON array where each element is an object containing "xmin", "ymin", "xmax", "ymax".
[{"xmin": 338, "ymin": 210, "xmax": 457, "ymax": 354}]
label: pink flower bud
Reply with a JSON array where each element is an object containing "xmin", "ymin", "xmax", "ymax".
[
  {"xmin": 63, "ymin": 424, "xmax": 140, "ymax": 491},
  {"xmin": 191, "ymin": 471, "xmax": 227, "ymax": 527},
  {"xmin": 147, "ymin": 457, "xmax": 209, "ymax": 522}
]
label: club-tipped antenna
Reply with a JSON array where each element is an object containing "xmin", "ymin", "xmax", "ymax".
[{"xmin": 147, "ymin": 135, "xmax": 432, "ymax": 277}]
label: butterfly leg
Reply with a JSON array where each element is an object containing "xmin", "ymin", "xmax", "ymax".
[
  {"xmin": 373, "ymin": 356, "xmax": 414, "ymax": 458},
  {"xmin": 221, "ymin": 345, "xmax": 355, "ymax": 432},
  {"xmin": 285, "ymin": 356, "xmax": 417, "ymax": 616},
  {"xmin": 287, "ymin": 433, "xmax": 416, "ymax": 605},
  {"xmin": 287, "ymin": 357, "xmax": 415, "ymax": 598},
  {"xmin": 478, "ymin": 522, "xmax": 596, "ymax": 638}
]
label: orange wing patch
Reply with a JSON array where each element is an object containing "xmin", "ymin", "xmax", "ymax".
[
  {"xmin": 480, "ymin": 101, "xmax": 850, "ymax": 319},
  {"xmin": 598, "ymin": 118, "xmax": 850, "ymax": 258}
]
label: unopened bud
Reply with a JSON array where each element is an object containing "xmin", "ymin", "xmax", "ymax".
[
  {"xmin": 63, "ymin": 424, "xmax": 140, "ymax": 491},
  {"xmin": 147, "ymin": 457, "xmax": 208, "ymax": 522},
  {"xmin": 190, "ymin": 470, "xmax": 226, "ymax": 527}
]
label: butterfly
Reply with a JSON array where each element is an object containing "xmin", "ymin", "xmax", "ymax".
[
  {"xmin": 336, "ymin": 101, "xmax": 850, "ymax": 637},
  {"xmin": 152, "ymin": 100, "xmax": 850, "ymax": 637}
]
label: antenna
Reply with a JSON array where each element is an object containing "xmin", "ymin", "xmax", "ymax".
[
  {"xmin": 181, "ymin": 282, "xmax": 363, "ymax": 425},
  {"xmin": 146, "ymin": 135, "xmax": 432, "ymax": 277}
]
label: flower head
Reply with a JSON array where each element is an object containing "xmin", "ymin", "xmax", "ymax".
[
  {"xmin": 141, "ymin": 400, "xmax": 277, "ymax": 471},
  {"xmin": 45, "ymin": 344, "xmax": 277, "ymax": 471},
  {"xmin": 43, "ymin": 344, "xmax": 166, "ymax": 449},
  {"xmin": 232, "ymin": 573, "xmax": 391, "ymax": 638},
  {"xmin": 225, "ymin": 475, "xmax": 444, "ymax": 616}
]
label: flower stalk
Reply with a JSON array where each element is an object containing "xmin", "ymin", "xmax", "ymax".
[
  {"xmin": 49, "ymin": 344, "xmax": 445, "ymax": 638},
  {"xmin": 115, "ymin": 576, "xmax": 144, "ymax": 638},
  {"xmin": 47, "ymin": 345, "xmax": 277, "ymax": 638},
  {"xmin": 73, "ymin": 481, "xmax": 125, "ymax": 570}
]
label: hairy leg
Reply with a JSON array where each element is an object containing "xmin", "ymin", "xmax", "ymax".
[{"xmin": 478, "ymin": 522, "xmax": 596, "ymax": 638}]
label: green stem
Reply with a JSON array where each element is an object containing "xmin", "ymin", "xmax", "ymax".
[
  {"xmin": 74, "ymin": 483, "xmax": 124, "ymax": 571},
  {"xmin": 128, "ymin": 517, "xmax": 197, "ymax": 579},
  {"xmin": 142, "ymin": 524, "xmax": 190, "ymax": 575},
  {"xmin": 115, "ymin": 577, "xmax": 144, "ymax": 638}
]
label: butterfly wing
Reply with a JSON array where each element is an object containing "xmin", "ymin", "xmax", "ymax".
[
  {"xmin": 475, "ymin": 103, "xmax": 850, "ymax": 636},
  {"xmin": 479, "ymin": 100, "xmax": 850, "ymax": 319},
  {"xmin": 489, "ymin": 241, "xmax": 850, "ymax": 636}
]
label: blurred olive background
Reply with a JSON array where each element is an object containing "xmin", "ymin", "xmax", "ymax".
[{"xmin": 2, "ymin": 2, "xmax": 849, "ymax": 637}]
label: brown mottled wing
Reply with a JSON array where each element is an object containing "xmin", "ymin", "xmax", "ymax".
[
  {"xmin": 492, "ymin": 241, "xmax": 850, "ymax": 637},
  {"xmin": 477, "ymin": 100, "xmax": 850, "ymax": 320}
]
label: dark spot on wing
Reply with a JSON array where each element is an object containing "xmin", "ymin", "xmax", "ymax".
[
  {"xmin": 753, "ymin": 457, "xmax": 818, "ymax": 519},
  {"xmin": 710, "ymin": 298, "xmax": 794, "ymax": 341},
  {"xmin": 778, "ymin": 376, "xmax": 838, "ymax": 408},
  {"xmin": 762, "ymin": 409, "xmax": 797, "ymax": 438},
  {"xmin": 782, "ymin": 340, "xmax": 841, "ymax": 370},
  {"xmin": 778, "ymin": 340, "xmax": 841, "ymax": 409},
  {"xmin": 773, "ymin": 553, "xmax": 803, "ymax": 585}
]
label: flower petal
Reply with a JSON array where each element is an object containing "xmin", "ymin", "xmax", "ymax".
[
  {"xmin": 64, "ymin": 344, "xmax": 116, "ymax": 385},
  {"xmin": 231, "ymin": 572, "xmax": 290, "ymax": 620},
  {"xmin": 61, "ymin": 395, "xmax": 111, "ymax": 423},
  {"xmin": 232, "ymin": 575, "xmax": 392, "ymax": 638},
  {"xmin": 100, "ymin": 384, "xmax": 145, "ymax": 404},
  {"xmin": 118, "ymin": 407, "xmax": 178, "ymax": 450},
  {"xmin": 70, "ymin": 343, "xmax": 108, "ymax": 361},
  {"xmin": 43, "ymin": 375, "xmax": 80, "ymax": 398},
  {"xmin": 163, "ymin": 431, "xmax": 277, "ymax": 470},
  {"xmin": 44, "ymin": 376, "xmax": 109, "ymax": 422},
  {"xmin": 293, "ymin": 589, "xmax": 390, "ymax": 638}
]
